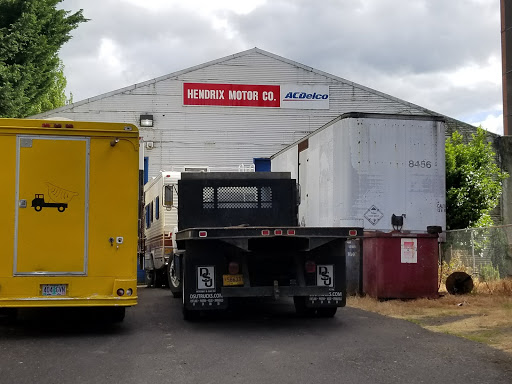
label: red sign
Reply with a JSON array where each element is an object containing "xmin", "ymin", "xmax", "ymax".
[{"xmin": 183, "ymin": 83, "xmax": 280, "ymax": 107}]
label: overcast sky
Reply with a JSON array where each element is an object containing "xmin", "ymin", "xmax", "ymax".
[{"xmin": 58, "ymin": 0, "xmax": 503, "ymax": 134}]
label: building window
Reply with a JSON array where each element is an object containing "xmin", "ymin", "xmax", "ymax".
[{"xmin": 145, "ymin": 204, "xmax": 151, "ymax": 229}]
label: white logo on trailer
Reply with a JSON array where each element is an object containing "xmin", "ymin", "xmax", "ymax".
[
  {"xmin": 317, "ymin": 265, "xmax": 334, "ymax": 287},
  {"xmin": 197, "ymin": 266, "xmax": 215, "ymax": 290}
]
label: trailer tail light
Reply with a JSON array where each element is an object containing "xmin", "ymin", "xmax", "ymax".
[
  {"xmin": 305, "ymin": 261, "xmax": 316, "ymax": 273},
  {"xmin": 117, "ymin": 288, "xmax": 125, "ymax": 296},
  {"xmin": 126, "ymin": 288, "xmax": 133, "ymax": 296},
  {"xmin": 65, "ymin": 124, "xmax": 74, "ymax": 128},
  {"xmin": 228, "ymin": 262, "xmax": 240, "ymax": 275},
  {"xmin": 261, "ymin": 230, "xmax": 270, "ymax": 236},
  {"xmin": 349, "ymin": 229, "xmax": 357, "ymax": 236},
  {"xmin": 287, "ymin": 229, "xmax": 296, "ymax": 235},
  {"xmin": 199, "ymin": 231, "xmax": 207, "ymax": 238},
  {"xmin": 274, "ymin": 229, "xmax": 283, "ymax": 235},
  {"xmin": 42, "ymin": 123, "xmax": 51, "ymax": 127}
]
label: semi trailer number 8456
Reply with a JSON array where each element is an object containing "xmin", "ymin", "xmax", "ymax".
[{"xmin": 408, "ymin": 160, "xmax": 432, "ymax": 168}]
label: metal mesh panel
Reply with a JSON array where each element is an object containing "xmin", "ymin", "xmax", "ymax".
[
  {"xmin": 261, "ymin": 186, "xmax": 272, "ymax": 208},
  {"xmin": 201, "ymin": 186, "xmax": 273, "ymax": 209},
  {"xmin": 218, "ymin": 186, "xmax": 258, "ymax": 209},
  {"xmin": 203, "ymin": 187, "xmax": 214, "ymax": 209},
  {"xmin": 442, "ymin": 225, "xmax": 512, "ymax": 277}
]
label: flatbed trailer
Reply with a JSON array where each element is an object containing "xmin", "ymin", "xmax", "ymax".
[{"xmin": 171, "ymin": 172, "xmax": 362, "ymax": 320}]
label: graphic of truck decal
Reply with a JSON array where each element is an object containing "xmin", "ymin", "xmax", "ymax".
[
  {"xmin": 31, "ymin": 194, "xmax": 68, "ymax": 212},
  {"xmin": 31, "ymin": 183, "xmax": 79, "ymax": 212}
]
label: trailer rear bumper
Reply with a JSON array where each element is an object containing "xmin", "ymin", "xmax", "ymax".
[{"xmin": 221, "ymin": 285, "xmax": 331, "ymax": 297}]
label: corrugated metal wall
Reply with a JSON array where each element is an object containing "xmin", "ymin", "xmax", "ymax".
[{"xmin": 32, "ymin": 49, "xmax": 457, "ymax": 179}]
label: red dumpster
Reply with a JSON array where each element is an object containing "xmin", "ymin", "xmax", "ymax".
[{"xmin": 363, "ymin": 231, "xmax": 439, "ymax": 299}]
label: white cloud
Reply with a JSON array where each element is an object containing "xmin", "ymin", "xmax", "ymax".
[
  {"xmin": 471, "ymin": 113, "xmax": 504, "ymax": 135},
  {"xmin": 58, "ymin": 0, "xmax": 504, "ymax": 134}
]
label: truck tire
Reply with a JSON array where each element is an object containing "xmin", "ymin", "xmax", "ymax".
[
  {"xmin": 182, "ymin": 306, "xmax": 200, "ymax": 321},
  {"xmin": 316, "ymin": 307, "xmax": 337, "ymax": 318},
  {"xmin": 167, "ymin": 259, "xmax": 182, "ymax": 298},
  {"xmin": 110, "ymin": 307, "xmax": 126, "ymax": 322},
  {"xmin": 1, "ymin": 308, "xmax": 18, "ymax": 323},
  {"xmin": 293, "ymin": 296, "xmax": 315, "ymax": 317}
]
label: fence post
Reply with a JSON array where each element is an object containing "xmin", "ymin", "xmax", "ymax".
[{"xmin": 471, "ymin": 229, "xmax": 476, "ymax": 274}]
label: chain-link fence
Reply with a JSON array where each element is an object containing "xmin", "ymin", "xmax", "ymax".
[{"xmin": 442, "ymin": 225, "xmax": 512, "ymax": 279}]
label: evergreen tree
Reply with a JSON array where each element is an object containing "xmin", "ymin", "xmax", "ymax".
[{"xmin": 0, "ymin": 0, "xmax": 87, "ymax": 117}]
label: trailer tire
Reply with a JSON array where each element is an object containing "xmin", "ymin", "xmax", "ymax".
[
  {"xmin": 145, "ymin": 270, "xmax": 155, "ymax": 288},
  {"xmin": 316, "ymin": 307, "xmax": 337, "ymax": 318},
  {"xmin": 167, "ymin": 258, "xmax": 182, "ymax": 298},
  {"xmin": 154, "ymin": 270, "xmax": 166, "ymax": 288}
]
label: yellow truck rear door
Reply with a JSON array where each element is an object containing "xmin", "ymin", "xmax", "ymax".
[{"xmin": 14, "ymin": 136, "xmax": 89, "ymax": 275}]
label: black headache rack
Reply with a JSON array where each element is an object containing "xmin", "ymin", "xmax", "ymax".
[{"xmin": 177, "ymin": 172, "xmax": 298, "ymax": 230}]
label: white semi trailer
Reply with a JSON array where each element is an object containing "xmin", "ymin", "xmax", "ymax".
[{"xmin": 271, "ymin": 112, "xmax": 446, "ymax": 234}]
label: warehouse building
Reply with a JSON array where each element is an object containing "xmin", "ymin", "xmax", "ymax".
[{"xmin": 32, "ymin": 47, "xmax": 480, "ymax": 179}]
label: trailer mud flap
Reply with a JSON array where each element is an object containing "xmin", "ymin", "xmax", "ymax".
[
  {"xmin": 307, "ymin": 264, "xmax": 346, "ymax": 308},
  {"xmin": 183, "ymin": 264, "xmax": 227, "ymax": 310}
]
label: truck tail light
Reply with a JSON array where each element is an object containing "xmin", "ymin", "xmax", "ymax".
[
  {"xmin": 199, "ymin": 231, "xmax": 207, "ymax": 238},
  {"xmin": 228, "ymin": 262, "xmax": 240, "ymax": 275},
  {"xmin": 261, "ymin": 230, "xmax": 270, "ymax": 236},
  {"xmin": 349, "ymin": 229, "xmax": 357, "ymax": 236},
  {"xmin": 287, "ymin": 229, "xmax": 296, "ymax": 235},
  {"xmin": 305, "ymin": 261, "xmax": 316, "ymax": 273},
  {"xmin": 274, "ymin": 229, "xmax": 283, "ymax": 235}
]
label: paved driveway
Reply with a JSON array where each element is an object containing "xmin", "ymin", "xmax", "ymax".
[{"xmin": 0, "ymin": 288, "xmax": 510, "ymax": 384}]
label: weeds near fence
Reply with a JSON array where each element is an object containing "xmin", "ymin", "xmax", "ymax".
[
  {"xmin": 472, "ymin": 277, "xmax": 512, "ymax": 295},
  {"xmin": 438, "ymin": 254, "xmax": 472, "ymax": 286}
]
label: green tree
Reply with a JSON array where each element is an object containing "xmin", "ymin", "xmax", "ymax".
[
  {"xmin": 0, "ymin": 0, "xmax": 87, "ymax": 117},
  {"xmin": 445, "ymin": 127, "xmax": 509, "ymax": 229}
]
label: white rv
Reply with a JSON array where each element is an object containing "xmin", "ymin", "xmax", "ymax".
[{"xmin": 143, "ymin": 171, "xmax": 181, "ymax": 291}]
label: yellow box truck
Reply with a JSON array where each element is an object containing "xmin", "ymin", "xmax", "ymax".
[{"xmin": 0, "ymin": 118, "xmax": 139, "ymax": 322}]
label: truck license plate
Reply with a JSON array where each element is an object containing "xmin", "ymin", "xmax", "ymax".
[
  {"xmin": 223, "ymin": 274, "xmax": 244, "ymax": 286},
  {"xmin": 41, "ymin": 284, "xmax": 67, "ymax": 296}
]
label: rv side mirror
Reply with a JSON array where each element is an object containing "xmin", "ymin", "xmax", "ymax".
[{"xmin": 164, "ymin": 185, "xmax": 174, "ymax": 207}]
